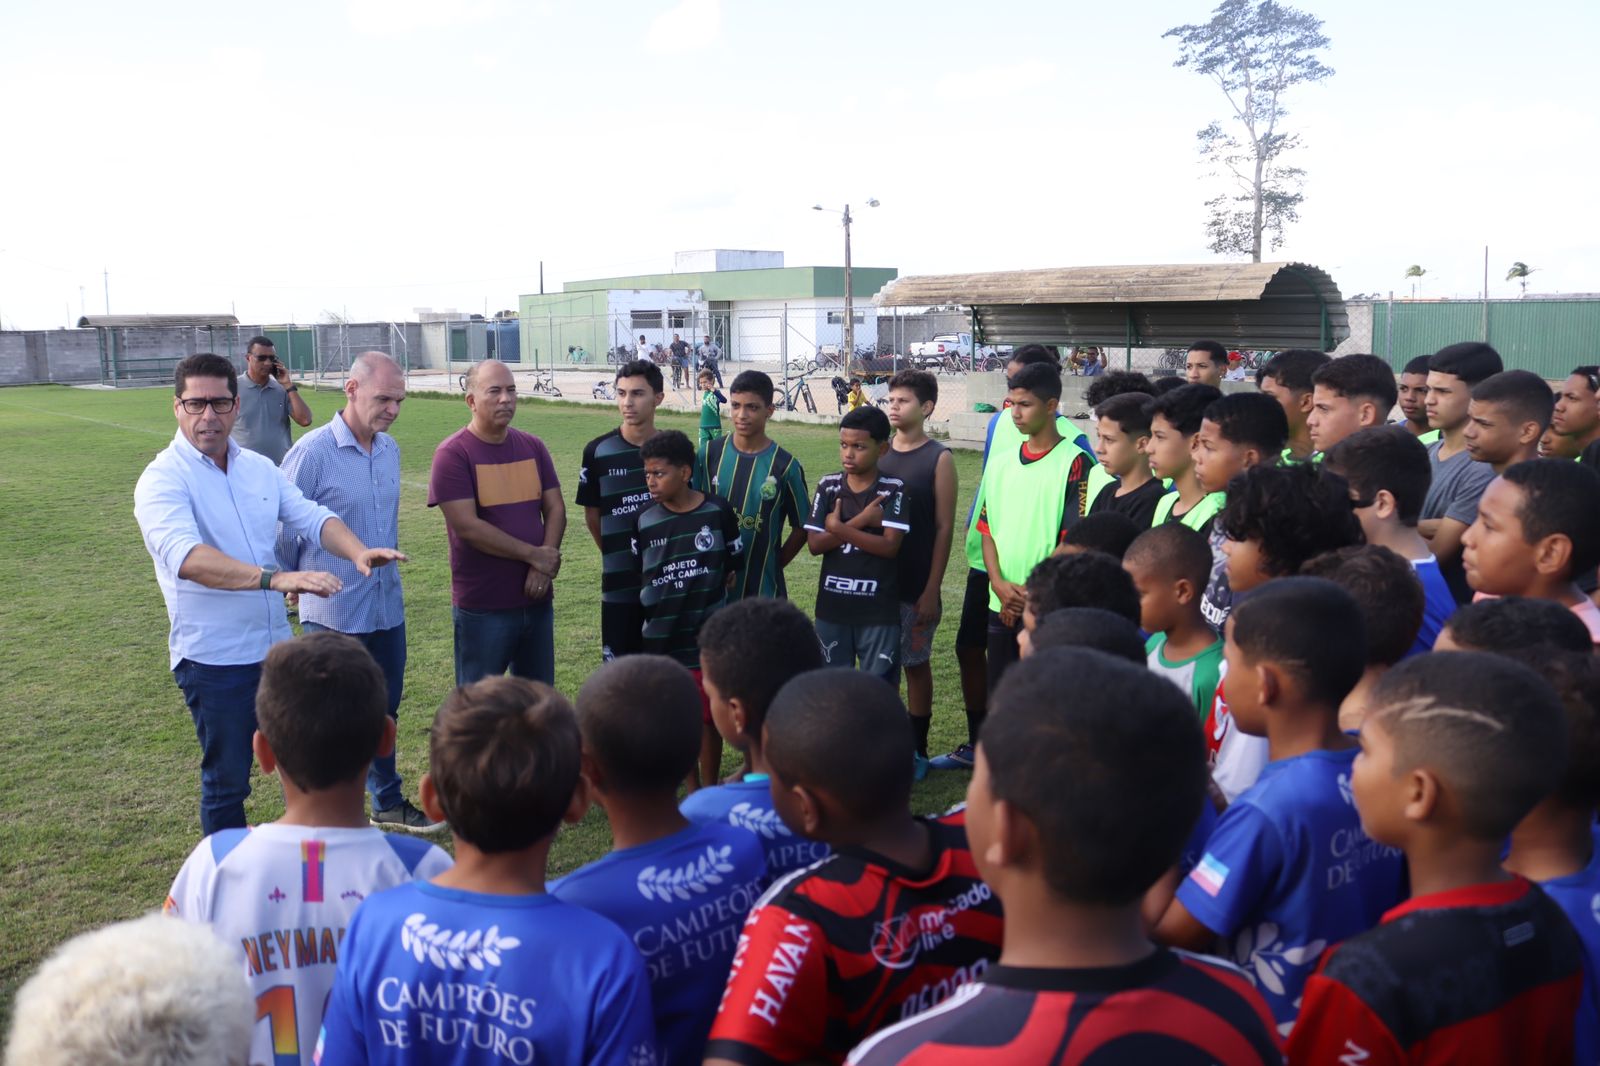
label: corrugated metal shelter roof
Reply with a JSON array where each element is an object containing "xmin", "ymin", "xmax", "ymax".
[
  {"xmin": 874, "ymin": 262, "xmax": 1347, "ymax": 351},
  {"xmin": 77, "ymin": 314, "xmax": 239, "ymax": 329}
]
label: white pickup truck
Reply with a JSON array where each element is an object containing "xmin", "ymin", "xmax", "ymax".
[{"xmin": 909, "ymin": 333, "xmax": 973, "ymax": 365}]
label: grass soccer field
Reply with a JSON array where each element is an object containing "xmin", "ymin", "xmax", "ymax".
[{"xmin": 0, "ymin": 382, "xmax": 986, "ymax": 1019}]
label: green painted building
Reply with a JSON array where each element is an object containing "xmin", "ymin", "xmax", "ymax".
[{"xmin": 518, "ymin": 258, "xmax": 898, "ymax": 368}]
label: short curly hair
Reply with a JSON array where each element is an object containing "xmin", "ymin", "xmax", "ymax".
[
  {"xmin": 7, "ymin": 913, "xmax": 255, "ymax": 1066},
  {"xmin": 1219, "ymin": 464, "xmax": 1363, "ymax": 578}
]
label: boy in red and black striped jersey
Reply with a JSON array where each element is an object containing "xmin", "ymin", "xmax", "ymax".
[
  {"xmin": 1288, "ymin": 652, "xmax": 1584, "ymax": 1066},
  {"xmin": 705, "ymin": 670, "xmax": 1003, "ymax": 1065},
  {"xmin": 850, "ymin": 648, "xmax": 1281, "ymax": 1066}
]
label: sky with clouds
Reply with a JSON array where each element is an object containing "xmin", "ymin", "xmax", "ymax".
[{"xmin": 1, "ymin": 0, "xmax": 1594, "ymax": 328}]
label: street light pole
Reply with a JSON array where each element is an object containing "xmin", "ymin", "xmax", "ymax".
[
  {"xmin": 815, "ymin": 199, "xmax": 877, "ymax": 382},
  {"xmin": 843, "ymin": 203, "xmax": 854, "ymax": 378}
]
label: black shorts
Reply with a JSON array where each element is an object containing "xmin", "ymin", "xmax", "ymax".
[
  {"xmin": 956, "ymin": 567, "xmax": 990, "ymax": 650},
  {"xmin": 600, "ymin": 600, "xmax": 644, "ymax": 661}
]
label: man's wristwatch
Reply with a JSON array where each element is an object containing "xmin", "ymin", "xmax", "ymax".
[
  {"xmin": 259, "ymin": 566, "xmax": 278, "ymax": 590},
  {"xmin": 285, "ymin": 385, "xmax": 298, "ymax": 393}
]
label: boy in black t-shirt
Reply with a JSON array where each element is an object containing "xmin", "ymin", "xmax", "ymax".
[
  {"xmin": 577, "ymin": 359, "xmax": 665, "ymax": 661},
  {"xmin": 632, "ymin": 429, "xmax": 742, "ymax": 788},
  {"xmin": 806, "ymin": 406, "xmax": 909, "ymax": 682},
  {"xmin": 1090, "ymin": 392, "xmax": 1168, "ymax": 527},
  {"xmin": 849, "ymin": 649, "xmax": 1280, "ymax": 1065}
]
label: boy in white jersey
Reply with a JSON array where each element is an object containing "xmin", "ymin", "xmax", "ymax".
[{"xmin": 165, "ymin": 631, "xmax": 452, "ymax": 1066}]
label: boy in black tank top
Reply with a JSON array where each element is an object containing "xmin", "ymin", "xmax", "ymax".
[{"xmin": 878, "ymin": 371, "xmax": 956, "ymax": 772}]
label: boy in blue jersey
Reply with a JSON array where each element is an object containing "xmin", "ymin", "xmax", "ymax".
[
  {"xmin": 849, "ymin": 649, "xmax": 1279, "ymax": 1066},
  {"xmin": 1504, "ymin": 647, "xmax": 1600, "ymax": 1064},
  {"xmin": 1299, "ymin": 546, "xmax": 1427, "ymax": 733},
  {"xmin": 685, "ymin": 597, "xmax": 830, "ymax": 881},
  {"xmin": 1154, "ymin": 578, "xmax": 1406, "ymax": 1033},
  {"xmin": 1325, "ymin": 426, "xmax": 1458, "ymax": 655},
  {"xmin": 315, "ymin": 677, "xmax": 656, "ymax": 1066},
  {"xmin": 553, "ymin": 656, "xmax": 765, "ymax": 1066},
  {"xmin": 166, "ymin": 632, "xmax": 452, "ymax": 1066}
]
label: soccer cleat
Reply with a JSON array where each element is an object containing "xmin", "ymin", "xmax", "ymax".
[
  {"xmin": 927, "ymin": 743, "xmax": 975, "ymax": 771},
  {"xmin": 912, "ymin": 751, "xmax": 930, "ymax": 782},
  {"xmin": 370, "ymin": 799, "xmax": 446, "ymax": 834}
]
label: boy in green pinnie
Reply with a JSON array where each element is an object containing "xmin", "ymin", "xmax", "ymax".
[{"xmin": 699, "ymin": 369, "xmax": 725, "ymax": 451}]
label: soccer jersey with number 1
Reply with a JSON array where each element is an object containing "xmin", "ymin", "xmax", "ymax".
[{"xmin": 164, "ymin": 824, "xmax": 452, "ymax": 1066}]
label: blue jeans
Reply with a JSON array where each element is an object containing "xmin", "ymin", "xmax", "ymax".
[
  {"xmin": 173, "ymin": 659, "xmax": 261, "ymax": 836},
  {"xmin": 301, "ymin": 621, "xmax": 406, "ymax": 812},
  {"xmin": 453, "ymin": 603, "xmax": 555, "ymax": 687}
]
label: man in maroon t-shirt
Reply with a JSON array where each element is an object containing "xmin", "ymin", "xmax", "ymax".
[{"xmin": 428, "ymin": 359, "xmax": 566, "ymax": 684}]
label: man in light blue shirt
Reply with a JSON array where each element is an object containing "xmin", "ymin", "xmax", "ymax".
[
  {"xmin": 135, "ymin": 353, "xmax": 405, "ymax": 834},
  {"xmin": 277, "ymin": 351, "xmax": 439, "ymax": 833}
]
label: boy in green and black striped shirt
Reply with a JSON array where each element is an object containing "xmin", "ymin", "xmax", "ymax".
[{"xmin": 694, "ymin": 370, "xmax": 809, "ymax": 601}]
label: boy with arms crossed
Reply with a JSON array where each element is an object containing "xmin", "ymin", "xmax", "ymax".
[{"xmin": 807, "ymin": 406, "xmax": 909, "ymax": 681}]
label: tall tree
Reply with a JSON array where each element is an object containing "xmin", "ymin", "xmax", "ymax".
[
  {"xmin": 1404, "ymin": 264, "xmax": 1426, "ymax": 298},
  {"xmin": 1506, "ymin": 261, "xmax": 1536, "ymax": 297},
  {"xmin": 1165, "ymin": 0, "xmax": 1334, "ymax": 261}
]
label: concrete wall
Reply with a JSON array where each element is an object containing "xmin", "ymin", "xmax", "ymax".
[
  {"xmin": 0, "ymin": 331, "xmax": 101, "ymax": 385},
  {"xmin": 0, "ymin": 322, "xmax": 428, "ymax": 386}
]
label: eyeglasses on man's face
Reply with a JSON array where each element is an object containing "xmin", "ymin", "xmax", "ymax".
[{"xmin": 179, "ymin": 397, "xmax": 237, "ymax": 414}]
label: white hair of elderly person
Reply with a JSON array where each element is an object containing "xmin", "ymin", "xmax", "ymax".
[{"xmin": 5, "ymin": 912, "xmax": 254, "ymax": 1066}]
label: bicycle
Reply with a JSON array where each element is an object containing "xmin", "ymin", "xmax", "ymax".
[
  {"xmin": 526, "ymin": 371, "xmax": 562, "ymax": 398},
  {"xmin": 777, "ymin": 376, "xmax": 817, "ymax": 413},
  {"xmin": 592, "ymin": 379, "xmax": 616, "ymax": 401}
]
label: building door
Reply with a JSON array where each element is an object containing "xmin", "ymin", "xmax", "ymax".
[
  {"xmin": 264, "ymin": 327, "xmax": 316, "ymax": 373},
  {"xmin": 737, "ymin": 315, "xmax": 780, "ymax": 364}
]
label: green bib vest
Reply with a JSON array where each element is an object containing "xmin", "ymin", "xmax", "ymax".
[{"xmin": 1152, "ymin": 490, "xmax": 1226, "ymax": 531}]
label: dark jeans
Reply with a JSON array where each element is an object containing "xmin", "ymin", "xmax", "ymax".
[
  {"xmin": 301, "ymin": 621, "xmax": 406, "ymax": 812},
  {"xmin": 986, "ymin": 611, "xmax": 1022, "ymax": 695},
  {"xmin": 173, "ymin": 659, "xmax": 261, "ymax": 836},
  {"xmin": 453, "ymin": 603, "xmax": 555, "ymax": 686}
]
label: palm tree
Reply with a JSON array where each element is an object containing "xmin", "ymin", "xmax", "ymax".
[
  {"xmin": 1506, "ymin": 261, "xmax": 1536, "ymax": 298},
  {"xmin": 1404, "ymin": 264, "xmax": 1426, "ymax": 299}
]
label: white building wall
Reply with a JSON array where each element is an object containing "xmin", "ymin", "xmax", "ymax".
[
  {"xmin": 673, "ymin": 249, "xmax": 784, "ymax": 273},
  {"xmin": 729, "ymin": 298, "xmax": 880, "ymax": 363},
  {"xmin": 605, "ymin": 289, "xmax": 708, "ymax": 354}
]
